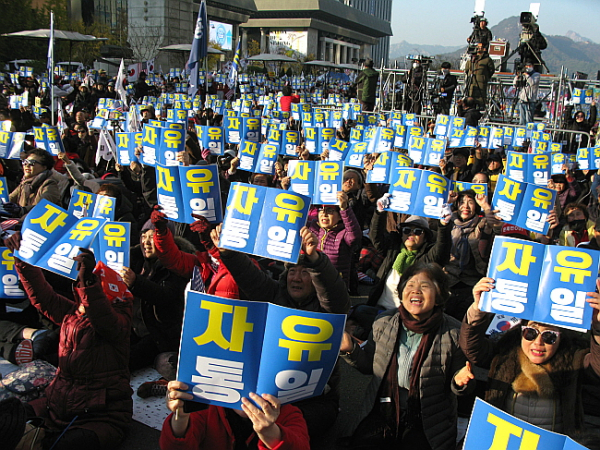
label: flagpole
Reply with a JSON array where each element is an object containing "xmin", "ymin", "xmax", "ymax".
[{"xmin": 49, "ymin": 11, "xmax": 55, "ymax": 125}]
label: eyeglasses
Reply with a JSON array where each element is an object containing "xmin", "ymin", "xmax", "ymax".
[
  {"xmin": 22, "ymin": 159, "xmax": 42, "ymax": 167},
  {"xmin": 521, "ymin": 326, "xmax": 560, "ymax": 345},
  {"xmin": 319, "ymin": 207, "xmax": 338, "ymax": 215},
  {"xmin": 402, "ymin": 227, "xmax": 424, "ymax": 236},
  {"xmin": 75, "ymin": 129, "xmax": 86, "ymax": 134},
  {"xmin": 576, "ymin": 114, "xmax": 585, "ymax": 119}
]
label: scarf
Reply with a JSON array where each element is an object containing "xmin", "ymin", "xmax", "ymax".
[
  {"xmin": 379, "ymin": 305, "xmax": 444, "ymax": 435},
  {"xmin": 451, "ymin": 215, "xmax": 479, "ymax": 270},
  {"xmin": 21, "ymin": 169, "xmax": 53, "ymax": 201},
  {"xmin": 391, "ymin": 248, "xmax": 417, "ymax": 276}
]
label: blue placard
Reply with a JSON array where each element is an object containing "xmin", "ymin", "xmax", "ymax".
[
  {"xmin": 464, "ymin": 398, "xmax": 587, "ymax": 450},
  {"xmin": 141, "ymin": 124, "xmax": 161, "ymax": 166},
  {"xmin": 345, "ymin": 142, "xmax": 368, "ymax": 168},
  {"xmin": 492, "ymin": 175, "xmax": 556, "ymax": 234},
  {"xmin": 281, "ymin": 130, "xmax": 300, "ymax": 156},
  {"xmin": 366, "ymin": 151, "xmax": 392, "ymax": 184},
  {"xmin": 317, "ymin": 128, "xmax": 336, "ymax": 154},
  {"xmin": 239, "ymin": 140, "xmax": 259, "ymax": 172},
  {"xmin": 36, "ymin": 217, "xmax": 106, "ymax": 280},
  {"xmin": 481, "ymin": 236, "xmax": 599, "ymax": 331},
  {"xmin": 179, "ymin": 164, "xmax": 223, "ymax": 224},
  {"xmin": 96, "ymin": 221, "xmax": 131, "ymax": 272},
  {"xmin": 505, "ymin": 151, "xmax": 550, "ymax": 186},
  {"xmin": 304, "ymin": 127, "xmax": 318, "ymax": 154},
  {"xmin": 288, "ymin": 161, "xmax": 316, "ymax": 198},
  {"xmin": 255, "ymin": 143, "xmax": 279, "ymax": 175},
  {"xmin": 314, "ymin": 161, "xmax": 344, "ymax": 205},
  {"xmin": 242, "ymin": 117, "xmax": 261, "ymax": 143},
  {"xmin": 478, "ymin": 126, "xmax": 490, "ymax": 148},
  {"xmin": 393, "ymin": 125, "xmax": 407, "ymax": 149},
  {"xmin": 0, "ymin": 177, "xmax": 9, "ymax": 203},
  {"xmin": 366, "ymin": 127, "xmax": 395, "ymax": 154},
  {"xmin": 115, "ymin": 132, "xmax": 139, "ymax": 166},
  {"xmin": 450, "ymin": 180, "xmax": 488, "ymax": 197},
  {"xmin": 407, "ymin": 136, "xmax": 427, "ymax": 164},
  {"xmin": 176, "ymin": 292, "xmax": 345, "ymax": 410},
  {"xmin": 155, "ymin": 164, "xmax": 186, "ymax": 222},
  {"xmin": 220, "ymin": 184, "xmax": 310, "ymax": 263},
  {"xmin": 158, "ymin": 126, "xmax": 186, "ymax": 166},
  {"xmin": 327, "ymin": 138, "xmax": 350, "ymax": 161},
  {"xmin": 433, "ymin": 114, "xmax": 451, "ymax": 137},
  {"xmin": 385, "ymin": 168, "xmax": 423, "ymax": 215},
  {"xmin": 385, "ymin": 168, "xmax": 448, "ymax": 219},
  {"xmin": 14, "ymin": 200, "xmax": 79, "ymax": 266},
  {"xmin": 0, "ymin": 248, "xmax": 25, "ymax": 300},
  {"xmin": 224, "ymin": 116, "xmax": 242, "ymax": 144}
]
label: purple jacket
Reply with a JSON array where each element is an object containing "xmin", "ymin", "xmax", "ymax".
[{"xmin": 309, "ymin": 207, "xmax": 362, "ymax": 286}]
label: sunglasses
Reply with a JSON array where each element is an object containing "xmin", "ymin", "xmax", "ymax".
[
  {"xmin": 521, "ymin": 326, "xmax": 560, "ymax": 345},
  {"xmin": 319, "ymin": 207, "xmax": 338, "ymax": 215},
  {"xmin": 22, "ymin": 159, "xmax": 42, "ymax": 167},
  {"xmin": 402, "ymin": 227, "xmax": 424, "ymax": 236}
]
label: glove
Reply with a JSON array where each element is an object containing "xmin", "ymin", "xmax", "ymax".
[
  {"xmin": 376, "ymin": 193, "xmax": 391, "ymax": 213},
  {"xmin": 150, "ymin": 205, "xmax": 169, "ymax": 234},
  {"xmin": 73, "ymin": 248, "xmax": 97, "ymax": 285},
  {"xmin": 190, "ymin": 214, "xmax": 212, "ymax": 236},
  {"xmin": 440, "ymin": 203, "xmax": 453, "ymax": 225},
  {"xmin": 4, "ymin": 231, "xmax": 21, "ymax": 253},
  {"xmin": 2, "ymin": 202, "xmax": 23, "ymax": 218}
]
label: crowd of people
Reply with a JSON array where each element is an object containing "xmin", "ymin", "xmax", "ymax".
[{"xmin": 0, "ymin": 59, "xmax": 599, "ymax": 450}]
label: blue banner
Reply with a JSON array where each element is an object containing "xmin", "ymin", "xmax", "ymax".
[
  {"xmin": 481, "ymin": 236, "xmax": 599, "ymax": 331},
  {"xmin": 196, "ymin": 125, "xmax": 225, "ymax": 156},
  {"xmin": 220, "ymin": 184, "xmax": 310, "ymax": 263},
  {"xmin": 464, "ymin": 398, "xmax": 588, "ymax": 450},
  {"xmin": 281, "ymin": 130, "xmax": 300, "ymax": 157},
  {"xmin": 345, "ymin": 142, "xmax": 368, "ymax": 168},
  {"xmin": 155, "ymin": 164, "xmax": 186, "ymax": 222},
  {"xmin": 179, "ymin": 164, "xmax": 223, "ymax": 223},
  {"xmin": 176, "ymin": 292, "xmax": 345, "ymax": 410},
  {"xmin": 141, "ymin": 124, "xmax": 161, "ymax": 166},
  {"xmin": 67, "ymin": 189, "xmax": 116, "ymax": 220},
  {"xmin": 327, "ymin": 138, "xmax": 350, "ymax": 162},
  {"xmin": 0, "ymin": 248, "xmax": 25, "ymax": 300},
  {"xmin": 95, "ymin": 221, "xmax": 131, "ymax": 272},
  {"xmin": 157, "ymin": 126, "xmax": 186, "ymax": 166},
  {"xmin": 0, "ymin": 177, "xmax": 9, "ymax": 203},
  {"xmin": 492, "ymin": 175, "xmax": 556, "ymax": 234},
  {"xmin": 505, "ymin": 151, "xmax": 551, "ymax": 186},
  {"xmin": 385, "ymin": 168, "xmax": 449, "ymax": 219}
]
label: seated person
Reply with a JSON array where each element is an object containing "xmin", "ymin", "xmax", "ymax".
[
  {"xmin": 213, "ymin": 226, "xmax": 350, "ymax": 439},
  {"xmin": 5, "ymin": 234, "xmax": 133, "ymax": 450},
  {"xmin": 160, "ymin": 381, "xmax": 309, "ymax": 450}
]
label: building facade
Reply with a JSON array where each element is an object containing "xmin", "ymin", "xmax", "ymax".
[{"xmin": 67, "ymin": 0, "xmax": 393, "ymax": 68}]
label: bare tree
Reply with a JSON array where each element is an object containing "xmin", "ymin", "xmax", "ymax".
[{"xmin": 127, "ymin": 20, "xmax": 164, "ymax": 62}]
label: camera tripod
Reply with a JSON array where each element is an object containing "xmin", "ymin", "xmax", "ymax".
[{"xmin": 498, "ymin": 39, "xmax": 549, "ymax": 74}]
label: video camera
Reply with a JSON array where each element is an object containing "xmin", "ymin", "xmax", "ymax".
[
  {"xmin": 520, "ymin": 11, "xmax": 536, "ymax": 25},
  {"xmin": 470, "ymin": 14, "xmax": 484, "ymax": 24},
  {"xmin": 406, "ymin": 55, "xmax": 434, "ymax": 65}
]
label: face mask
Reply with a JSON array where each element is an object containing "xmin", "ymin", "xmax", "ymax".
[
  {"xmin": 441, "ymin": 69, "xmax": 449, "ymax": 76},
  {"xmin": 525, "ymin": 67, "xmax": 533, "ymax": 73},
  {"xmin": 569, "ymin": 219, "xmax": 587, "ymax": 232},
  {"xmin": 413, "ymin": 63, "xmax": 420, "ymax": 69}
]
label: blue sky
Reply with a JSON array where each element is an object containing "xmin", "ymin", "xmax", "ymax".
[{"xmin": 391, "ymin": 0, "xmax": 600, "ymax": 46}]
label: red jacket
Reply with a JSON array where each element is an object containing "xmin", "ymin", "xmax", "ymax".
[
  {"xmin": 153, "ymin": 229, "xmax": 243, "ymax": 299},
  {"xmin": 17, "ymin": 261, "xmax": 133, "ymax": 448},
  {"xmin": 159, "ymin": 404, "xmax": 309, "ymax": 450}
]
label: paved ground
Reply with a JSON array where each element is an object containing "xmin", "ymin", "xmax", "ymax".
[{"xmin": 119, "ymin": 289, "xmax": 373, "ymax": 450}]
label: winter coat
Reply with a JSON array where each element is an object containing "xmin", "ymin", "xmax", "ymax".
[
  {"xmin": 17, "ymin": 261, "xmax": 133, "ymax": 449},
  {"xmin": 460, "ymin": 306, "xmax": 600, "ymax": 434},
  {"xmin": 308, "ymin": 207, "xmax": 362, "ymax": 287},
  {"xmin": 9, "ymin": 170, "xmax": 61, "ymax": 213},
  {"xmin": 563, "ymin": 105, "xmax": 597, "ymax": 153},
  {"xmin": 355, "ymin": 67, "xmax": 379, "ymax": 104},
  {"xmin": 342, "ymin": 309, "xmax": 468, "ymax": 450},
  {"xmin": 465, "ymin": 53, "xmax": 495, "ymax": 106},
  {"xmin": 153, "ymin": 228, "xmax": 244, "ymax": 300},
  {"xmin": 367, "ymin": 213, "xmax": 452, "ymax": 306},
  {"xmin": 159, "ymin": 404, "xmax": 309, "ymax": 450},
  {"xmin": 129, "ymin": 241, "xmax": 192, "ymax": 353}
]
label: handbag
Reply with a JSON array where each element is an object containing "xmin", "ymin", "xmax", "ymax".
[{"xmin": 0, "ymin": 360, "xmax": 57, "ymax": 403}]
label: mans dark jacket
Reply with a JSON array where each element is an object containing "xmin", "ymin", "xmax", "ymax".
[
  {"xmin": 563, "ymin": 104, "xmax": 597, "ymax": 153},
  {"xmin": 355, "ymin": 67, "xmax": 379, "ymax": 104}
]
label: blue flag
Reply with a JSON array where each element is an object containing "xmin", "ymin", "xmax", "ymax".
[
  {"xmin": 187, "ymin": 0, "xmax": 208, "ymax": 97},
  {"xmin": 228, "ymin": 39, "xmax": 241, "ymax": 88}
]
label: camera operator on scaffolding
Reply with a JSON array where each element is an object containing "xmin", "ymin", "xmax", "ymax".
[
  {"xmin": 433, "ymin": 62, "xmax": 458, "ymax": 115},
  {"xmin": 518, "ymin": 21, "xmax": 547, "ymax": 74},
  {"xmin": 513, "ymin": 60, "xmax": 540, "ymax": 125},
  {"xmin": 467, "ymin": 17, "xmax": 493, "ymax": 50},
  {"xmin": 465, "ymin": 43, "xmax": 495, "ymax": 111}
]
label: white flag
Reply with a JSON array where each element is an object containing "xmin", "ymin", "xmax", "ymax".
[
  {"xmin": 95, "ymin": 129, "xmax": 116, "ymax": 165},
  {"xmin": 115, "ymin": 59, "xmax": 128, "ymax": 106}
]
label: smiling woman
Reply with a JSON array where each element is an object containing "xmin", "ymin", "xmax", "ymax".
[
  {"xmin": 340, "ymin": 262, "xmax": 472, "ymax": 450},
  {"xmin": 7, "ymin": 148, "xmax": 61, "ymax": 217},
  {"xmin": 456, "ymin": 277, "xmax": 600, "ymax": 434}
]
